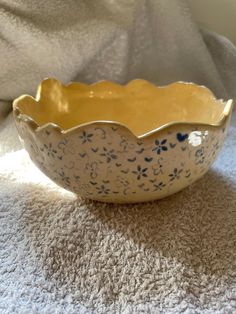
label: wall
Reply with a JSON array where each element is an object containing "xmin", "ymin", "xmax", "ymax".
[{"xmin": 188, "ymin": 0, "xmax": 236, "ymax": 44}]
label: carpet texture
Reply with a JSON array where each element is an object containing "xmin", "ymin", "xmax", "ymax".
[
  {"xmin": 0, "ymin": 113, "xmax": 236, "ymax": 313},
  {"xmin": 1, "ymin": 0, "xmax": 236, "ymax": 312}
]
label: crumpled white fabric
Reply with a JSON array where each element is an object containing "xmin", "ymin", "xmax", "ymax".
[{"xmin": 0, "ymin": 0, "xmax": 236, "ymax": 106}]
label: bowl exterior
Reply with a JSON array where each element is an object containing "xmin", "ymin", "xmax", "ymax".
[{"xmin": 14, "ymin": 114, "xmax": 230, "ymax": 203}]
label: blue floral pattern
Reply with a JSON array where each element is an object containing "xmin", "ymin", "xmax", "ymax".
[
  {"xmin": 20, "ymin": 120, "xmax": 228, "ymax": 202},
  {"xmin": 96, "ymin": 185, "xmax": 110, "ymax": 195},
  {"xmin": 153, "ymin": 181, "xmax": 166, "ymax": 191},
  {"xmin": 152, "ymin": 139, "xmax": 168, "ymax": 155},
  {"xmin": 132, "ymin": 165, "xmax": 148, "ymax": 180},
  {"xmin": 79, "ymin": 131, "xmax": 93, "ymax": 144},
  {"xmin": 100, "ymin": 147, "xmax": 117, "ymax": 163},
  {"xmin": 41, "ymin": 143, "xmax": 57, "ymax": 158},
  {"xmin": 169, "ymin": 168, "xmax": 183, "ymax": 181}
]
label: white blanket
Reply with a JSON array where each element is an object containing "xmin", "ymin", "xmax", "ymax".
[
  {"xmin": 1, "ymin": 0, "xmax": 236, "ymax": 103},
  {"xmin": 0, "ymin": 1, "xmax": 236, "ymax": 313}
]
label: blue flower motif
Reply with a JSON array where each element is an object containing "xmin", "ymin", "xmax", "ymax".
[
  {"xmin": 152, "ymin": 139, "xmax": 168, "ymax": 155},
  {"xmin": 41, "ymin": 142, "xmax": 57, "ymax": 158},
  {"xmin": 132, "ymin": 165, "xmax": 148, "ymax": 180},
  {"xmin": 79, "ymin": 131, "xmax": 93, "ymax": 144},
  {"xmin": 153, "ymin": 181, "xmax": 166, "ymax": 191},
  {"xmin": 169, "ymin": 168, "xmax": 183, "ymax": 181},
  {"xmin": 100, "ymin": 147, "xmax": 117, "ymax": 163},
  {"xmin": 96, "ymin": 185, "xmax": 110, "ymax": 195}
]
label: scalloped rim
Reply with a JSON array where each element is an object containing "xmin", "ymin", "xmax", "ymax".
[{"xmin": 13, "ymin": 78, "xmax": 234, "ymax": 139}]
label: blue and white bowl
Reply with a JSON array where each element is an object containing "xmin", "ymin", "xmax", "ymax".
[{"xmin": 13, "ymin": 78, "xmax": 233, "ymax": 203}]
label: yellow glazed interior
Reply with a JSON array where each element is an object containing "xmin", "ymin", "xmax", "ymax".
[{"xmin": 15, "ymin": 78, "xmax": 228, "ymax": 137}]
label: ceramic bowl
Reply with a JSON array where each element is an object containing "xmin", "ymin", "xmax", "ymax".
[{"xmin": 13, "ymin": 78, "xmax": 233, "ymax": 203}]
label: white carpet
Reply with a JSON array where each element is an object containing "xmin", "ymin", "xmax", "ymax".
[
  {"xmin": 1, "ymin": 0, "xmax": 236, "ymax": 312},
  {"xmin": 0, "ymin": 113, "xmax": 235, "ymax": 313}
]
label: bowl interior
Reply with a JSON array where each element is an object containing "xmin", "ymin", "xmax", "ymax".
[{"xmin": 15, "ymin": 79, "xmax": 227, "ymax": 137}]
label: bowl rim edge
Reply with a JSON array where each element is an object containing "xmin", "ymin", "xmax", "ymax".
[{"xmin": 13, "ymin": 78, "xmax": 234, "ymax": 139}]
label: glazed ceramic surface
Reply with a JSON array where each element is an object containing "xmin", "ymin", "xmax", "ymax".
[{"xmin": 13, "ymin": 79, "xmax": 233, "ymax": 203}]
